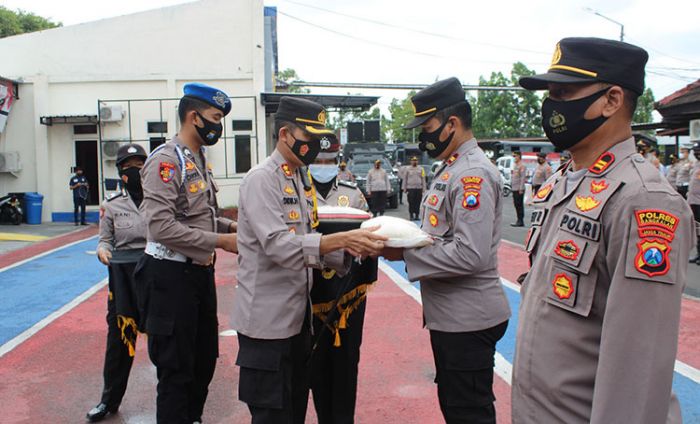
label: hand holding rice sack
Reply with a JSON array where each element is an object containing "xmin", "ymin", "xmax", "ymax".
[{"xmin": 360, "ymin": 215, "xmax": 433, "ymax": 248}]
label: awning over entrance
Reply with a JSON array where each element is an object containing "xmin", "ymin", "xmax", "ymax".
[
  {"xmin": 260, "ymin": 92, "xmax": 379, "ymax": 114},
  {"xmin": 39, "ymin": 115, "xmax": 98, "ymax": 126}
]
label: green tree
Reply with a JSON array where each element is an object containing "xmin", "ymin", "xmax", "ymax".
[
  {"xmin": 632, "ymin": 88, "xmax": 655, "ymax": 124},
  {"xmin": 471, "ymin": 62, "xmax": 544, "ymax": 139},
  {"xmin": 0, "ymin": 7, "xmax": 61, "ymax": 38},
  {"xmin": 275, "ymin": 68, "xmax": 310, "ymax": 94},
  {"xmin": 386, "ymin": 91, "xmax": 417, "ymax": 143}
]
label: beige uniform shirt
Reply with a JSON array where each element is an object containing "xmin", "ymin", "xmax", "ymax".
[
  {"xmin": 317, "ymin": 180, "xmax": 368, "ymax": 210},
  {"xmin": 688, "ymin": 161, "xmax": 700, "ymax": 205},
  {"xmin": 666, "ymin": 162, "xmax": 679, "ymax": 187},
  {"xmin": 337, "ymin": 169, "xmax": 354, "ymax": 183},
  {"xmin": 532, "ymin": 162, "xmax": 553, "ymax": 186},
  {"xmin": 677, "ymin": 158, "xmax": 692, "ymax": 186},
  {"xmin": 513, "ymin": 138, "xmax": 694, "ymax": 424},
  {"xmin": 403, "ymin": 139, "xmax": 511, "ymax": 332},
  {"xmin": 511, "ymin": 161, "xmax": 527, "ymax": 191},
  {"xmin": 367, "ymin": 168, "xmax": 390, "ymax": 192},
  {"xmin": 140, "ymin": 137, "xmax": 233, "ymax": 264},
  {"xmin": 98, "ymin": 189, "xmax": 146, "ymax": 262},
  {"xmin": 231, "ymin": 150, "xmax": 347, "ymax": 339},
  {"xmin": 402, "ymin": 165, "xmax": 426, "ymax": 190}
]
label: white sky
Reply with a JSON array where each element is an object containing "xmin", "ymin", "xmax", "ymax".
[{"xmin": 3, "ymin": 0, "xmax": 699, "ymax": 114}]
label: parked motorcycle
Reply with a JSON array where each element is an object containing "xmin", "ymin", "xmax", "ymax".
[{"xmin": 0, "ymin": 194, "xmax": 23, "ymax": 225}]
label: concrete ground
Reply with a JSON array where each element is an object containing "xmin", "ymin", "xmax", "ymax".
[{"xmin": 389, "ymin": 192, "xmax": 700, "ymax": 298}]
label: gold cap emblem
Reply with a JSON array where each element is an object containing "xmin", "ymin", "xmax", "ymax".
[
  {"xmin": 551, "ymin": 42, "xmax": 562, "ymax": 66},
  {"xmin": 317, "ymin": 110, "xmax": 326, "ymax": 125}
]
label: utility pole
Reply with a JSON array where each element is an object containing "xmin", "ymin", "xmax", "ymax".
[{"xmin": 584, "ymin": 7, "xmax": 625, "ymax": 41}]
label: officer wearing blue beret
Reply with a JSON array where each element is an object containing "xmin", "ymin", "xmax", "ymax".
[{"xmin": 137, "ymin": 82, "xmax": 238, "ymax": 424}]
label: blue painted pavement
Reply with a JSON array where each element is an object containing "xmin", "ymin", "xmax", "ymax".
[
  {"xmin": 0, "ymin": 237, "xmax": 107, "ymax": 346},
  {"xmin": 382, "ymin": 258, "xmax": 700, "ymax": 422}
]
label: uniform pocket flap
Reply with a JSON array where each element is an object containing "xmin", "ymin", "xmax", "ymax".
[
  {"xmin": 548, "ymin": 233, "xmax": 600, "ymax": 274},
  {"xmin": 235, "ymin": 346, "xmax": 281, "ymax": 371},
  {"xmin": 544, "ymin": 266, "xmax": 597, "ymax": 317},
  {"xmin": 145, "ymin": 316, "xmax": 174, "ymax": 336}
]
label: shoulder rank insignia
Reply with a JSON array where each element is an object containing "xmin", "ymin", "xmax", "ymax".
[
  {"xmin": 185, "ymin": 161, "xmax": 196, "ymax": 171},
  {"xmin": 281, "ymin": 163, "xmax": 293, "ymax": 178},
  {"xmin": 159, "ymin": 162, "xmax": 176, "ymax": 183},
  {"xmin": 590, "ymin": 179, "xmax": 609, "ymax": 194},
  {"xmin": 446, "ymin": 153, "xmax": 459, "ymax": 166},
  {"xmin": 462, "ymin": 190, "xmax": 480, "ymax": 210},
  {"xmin": 575, "ymin": 195, "xmax": 601, "ymax": 212},
  {"xmin": 589, "ymin": 152, "xmax": 615, "ymax": 174},
  {"xmin": 337, "ymin": 195, "xmax": 350, "ymax": 207},
  {"xmin": 552, "ymin": 273, "xmax": 574, "ymax": 299}
]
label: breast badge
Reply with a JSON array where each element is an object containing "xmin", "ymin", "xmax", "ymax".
[
  {"xmin": 554, "ymin": 240, "xmax": 580, "ymax": 261},
  {"xmin": 552, "ymin": 273, "xmax": 574, "ymax": 300},
  {"xmin": 337, "ymin": 195, "xmax": 350, "ymax": 207},
  {"xmin": 575, "ymin": 196, "xmax": 601, "ymax": 212},
  {"xmin": 590, "ymin": 180, "xmax": 609, "ymax": 194},
  {"xmin": 535, "ymin": 183, "xmax": 554, "ymax": 200},
  {"xmin": 429, "ymin": 213, "xmax": 439, "ymax": 227},
  {"xmin": 284, "ymin": 185, "xmax": 295, "ymax": 195}
]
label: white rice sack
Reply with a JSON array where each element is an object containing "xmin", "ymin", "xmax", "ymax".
[
  {"xmin": 317, "ymin": 206, "xmax": 372, "ymax": 220},
  {"xmin": 360, "ymin": 216, "xmax": 433, "ymax": 248}
]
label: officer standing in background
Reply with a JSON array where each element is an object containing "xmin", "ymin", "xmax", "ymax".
[
  {"xmin": 531, "ymin": 152, "xmax": 552, "ymax": 194},
  {"xmin": 666, "ymin": 153, "xmax": 679, "ymax": 188},
  {"xmin": 86, "ymin": 144, "xmax": 148, "ymax": 422},
  {"xmin": 402, "ymin": 156, "xmax": 426, "ymax": 220},
  {"xmin": 382, "ymin": 77, "xmax": 511, "ymax": 424},
  {"xmin": 688, "ymin": 142, "xmax": 700, "ymax": 265},
  {"xmin": 510, "ymin": 151, "xmax": 526, "ymax": 226},
  {"xmin": 513, "ymin": 37, "xmax": 694, "ymax": 423},
  {"xmin": 366, "ymin": 159, "xmax": 391, "ymax": 216},
  {"xmin": 70, "ymin": 166, "xmax": 89, "ymax": 225},
  {"xmin": 137, "ymin": 83, "xmax": 238, "ymax": 424},
  {"xmin": 337, "ymin": 161, "xmax": 355, "ymax": 183},
  {"xmin": 677, "ymin": 146, "xmax": 692, "ymax": 198},
  {"xmin": 231, "ymin": 97, "xmax": 386, "ymax": 424},
  {"xmin": 308, "ymin": 133, "xmax": 376, "ymax": 424}
]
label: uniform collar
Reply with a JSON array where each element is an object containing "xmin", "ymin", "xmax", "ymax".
[{"xmin": 172, "ymin": 135, "xmax": 205, "ymax": 159}]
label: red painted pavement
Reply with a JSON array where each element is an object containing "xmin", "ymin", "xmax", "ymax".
[{"xmin": 0, "ymin": 249, "xmax": 511, "ymax": 423}]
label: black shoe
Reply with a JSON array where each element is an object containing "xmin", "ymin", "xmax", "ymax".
[
  {"xmin": 510, "ymin": 221, "xmax": 524, "ymax": 227},
  {"xmin": 86, "ymin": 403, "xmax": 117, "ymax": 422},
  {"xmin": 80, "ymin": 222, "xmax": 89, "ymax": 226},
  {"xmin": 689, "ymin": 256, "xmax": 700, "ymax": 264}
]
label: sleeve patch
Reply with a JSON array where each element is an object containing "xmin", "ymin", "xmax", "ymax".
[
  {"xmin": 159, "ymin": 162, "xmax": 176, "ymax": 183},
  {"xmin": 462, "ymin": 190, "xmax": 480, "ymax": 210},
  {"xmin": 634, "ymin": 239, "xmax": 671, "ymax": 277}
]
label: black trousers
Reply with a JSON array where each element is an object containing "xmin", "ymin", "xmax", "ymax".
[
  {"xmin": 236, "ymin": 326, "xmax": 312, "ymax": 424},
  {"xmin": 692, "ymin": 204, "xmax": 700, "ymax": 257},
  {"xmin": 407, "ymin": 189, "xmax": 423, "ymax": 219},
  {"xmin": 74, "ymin": 197, "xmax": 86, "ymax": 224},
  {"xmin": 135, "ymin": 255, "xmax": 218, "ymax": 424},
  {"xmin": 512, "ymin": 191, "xmax": 524, "ymax": 223},
  {"xmin": 310, "ymin": 301, "xmax": 367, "ymax": 424},
  {"xmin": 99, "ymin": 262, "xmax": 139, "ymax": 408},
  {"xmin": 532, "ymin": 184, "xmax": 541, "ymax": 196},
  {"xmin": 370, "ymin": 190, "xmax": 387, "ymax": 216},
  {"xmin": 429, "ymin": 321, "xmax": 508, "ymax": 424},
  {"xmin": 677, "ymin": 185, "xmax": 688, "ymax": 199}
]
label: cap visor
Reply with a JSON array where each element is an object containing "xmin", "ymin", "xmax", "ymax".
[
  {"xmin": 403, "ymin": 113, "xmax": 434, "ymax": 129},
  {"xmin": 305, "ymin": 125, "xmax": 335, "ymax": 135},
  {"xmin": 519, "ymin": 72, "xmax": 596, "ymax": 90}
]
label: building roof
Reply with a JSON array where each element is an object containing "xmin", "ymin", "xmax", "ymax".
[
  {"xmin": 260, "ymin": 92, "xmax": 379, "ymax": 114},
  {"xmin": 653, "ymin": 79, "xmax": 700, "ymax": 136}
]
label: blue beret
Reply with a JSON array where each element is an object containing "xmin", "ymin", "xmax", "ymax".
[{"xmin": 183, "ymin": 83, "xmax": 232, "ymax": 116}]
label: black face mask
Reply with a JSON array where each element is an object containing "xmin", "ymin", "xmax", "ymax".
[
  {"xmin": 418, "ymin": 119, "xmax": 455, "ymax": 159},
  {"xmin": 541, "ymin": 88, "xmax": 609, "ymax": 151},
  {"xmin": 195, "ymin": 112, "xmax": 223, "ymax": 146},
  {"xmin": 289, "ymin": 133, "xmax": 321, "ymax": 166},
  {"xmin": 119, "ymin": 166, "xmax": 143, "ymax": 195}
]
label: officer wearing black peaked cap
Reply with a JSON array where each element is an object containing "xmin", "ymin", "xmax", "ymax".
[{"xmin": 513, "ymin": 37, "xmax": 694, "ymax": 424}]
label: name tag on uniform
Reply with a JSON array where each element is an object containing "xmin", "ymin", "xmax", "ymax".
[
  {"xmin": 283, "ymin": 197, "xmax": 298, "ymax": 205},
  {"xmin": 559, "ymin": 212, "xmax": 601, "ymax": 242},
  {"xmin": 531, "ymin": 209, "xmax": 547, "ymax": 226},
  {"xmin": 433, "ymin": 182, "xmax": 447, "ymax": 191}
]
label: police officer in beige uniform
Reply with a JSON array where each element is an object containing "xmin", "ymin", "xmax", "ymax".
[
  {"xmin": 688, "ymin": 142, "xmax": 700, "ymax": 265},
  {"xmin": 367, "ymin": 159, "xmax": 391, "ymax": 216},
  {"xmin": 511, "ymin": 151, "xmax": 527, "ymax": 226},
  {"xmin": 403, "ymin": 156, "xmax": 427, "ymax": 220},
  {"xmin": 677, "ymin": 147, "xmax": 692, "ymax": 198},
  {"xmin": 137, "ymin": 83, "xmax": 238, "ymax": 424},
  {"xmin": 382, "ymin": 77, "xmax": 511, "ymax": 424},
  {"xmin": 308, "ymin": 133, "xmax": 376, "ymax": 424},
  {"xmin": 86, "ymin": 144, "xmax": 148, "ymax": 422},
  {"xmin": 666, "ymin": 153, "xmax": 679, "ymax": 188},
  {"xmin": 531, "ymin": 151, "xmax": 552, "ymax": 194},
  {"xmin": 231, "ymin": 97, "xmax": 386, "ymax": 424},
  {"xmin": 513, "ymin": 37, "xmax": 695, "ymax": 424},
  {"xmin": 337, "ymin": 161, "xmax": 355, "ymax": 183}
]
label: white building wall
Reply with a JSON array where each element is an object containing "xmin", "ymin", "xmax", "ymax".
[{"xmin": 0, "ymin": 0, "xmax": 266, "ymax": 221}]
